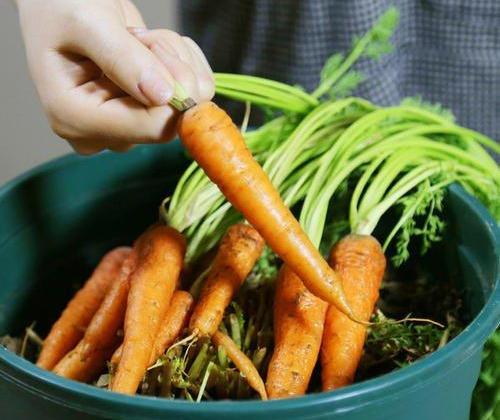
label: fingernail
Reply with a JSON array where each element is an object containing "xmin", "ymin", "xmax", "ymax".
[{"xmin": 139, "ymin": 68, "xmax": 173, "ymax": 106}]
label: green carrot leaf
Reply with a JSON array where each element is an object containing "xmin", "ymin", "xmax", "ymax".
[
  {"xmin": 401, "ymin": 97, "xmax": 455, "ymax": 123},
  {"xmin": 363, "ymin": 7, "xmax": 399, "ymax": 60},
  {"xmin": 391, "ymin": 178, "xmax": 447, "ymax": 266},
  {"xmin": 313, "ymin": 7, "xmax": 399, "ymax": 99},
  {"xmin": 330, "ymin": 70, "xmax": 365, "ymax": 98},
  {"xmin": 320, "ymin": 53, "xmax": 345, "ymax": 82}
]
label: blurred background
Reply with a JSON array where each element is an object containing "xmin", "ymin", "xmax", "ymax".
[{"xmin": 0, "ymin": 1, "xmax": 179, "ymax": 185}]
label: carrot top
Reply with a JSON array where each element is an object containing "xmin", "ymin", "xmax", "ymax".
[{"xmin": 164, "ymin": 5, "xmax": 497, "ymax": 267}]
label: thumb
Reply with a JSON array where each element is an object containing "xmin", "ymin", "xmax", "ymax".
[{"xmin": 77, "ymin": 25, "xmax": 175, "ymax": 106}]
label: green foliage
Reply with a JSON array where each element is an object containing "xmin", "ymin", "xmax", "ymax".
[
  {"xmin": 363, "ymin": 7, "xmax": 400, "ymax": 60},
  {"xmin": 314, "ymin": 7, "xmax": 399, "ymax": 99},
  {"xmin": 360, "ymin": 311, "xmax": 448, "ymax": 373},
  {"xmin": 401, "ymin": 97, "xmax": 455, "ymax": 123},
  {"xmin": 471, "ymin": 331, "xmax": 500, "ymax": 420},
  {"xmin": 331, "ymin": 71, "xmax": 365, "ymax": 99},
  {"xmin": 246, "ymin": 247, "xmax": 279, "ymax": 289},
  {"xmin": 359, "ymin": 266, "xmax": 464, "ymax": 381},
  {"xmin": 392, "ymin": 179, "xmax": 447, "ymax": 266},
  {"xmin": 320, "ymin": 54, "xmax": 344, "ymax": 83},
  {"xmin": 214, "ymin": 73, "xmax": 318, "ymax": 113}
]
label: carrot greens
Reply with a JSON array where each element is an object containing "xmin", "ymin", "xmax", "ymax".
[{"xmin": 154, "ymin": 5, "xmax": 498, "ymax": 402}]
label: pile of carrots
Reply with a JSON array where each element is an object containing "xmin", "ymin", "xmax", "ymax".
[
  {"xmin": 36, "ymin": 100, "xmax": 386, "ymax": 399},
  {"xmin": 34, "ymin": 7, "xmax": 499, "ymax": 401}
]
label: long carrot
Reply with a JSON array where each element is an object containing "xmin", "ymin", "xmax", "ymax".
[
  {"xmin": 212, "ymin": 330, "xmax": 267, "ymax": 400},
  {"xmin": 266, "ymin": 265, "xmax": 328, "ymax": 398},
  {"xmin": 112, "ymin": 225, "xmax": 186, "ymax": 395},
  {"xmin": 189, "ymin": 223, "xmax": 264, "ymax": 336},
  {"xmin": 321, "ymin": 234, "xmax": 386, "ymax": 391},
  {"xmin": 53, "ymin": 251, "xmax": 136, "ymax": 382},
  {"xmin": 177, "ymin": 102, "xmax": 355, "ymax": 320},
  {"xmin": 37, "ymin": 247, "xmax": 131, "ymax": 370}
]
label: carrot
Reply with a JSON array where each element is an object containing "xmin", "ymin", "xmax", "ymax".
[
  {"xmin": 53, "ymin": 251, "xmax": 136, "ymax": 382},
  {"xmin": 178, "ymin": 102, "xmax": 355, "ymax": 319},
  {"xmin": 110, "ymin": 343, "xmax": 122, "ymax": 367},
  {"xmin": 37, "ymin": 247, "xmax": 131, "ymax": 370},
  {"xmin": 321, "ymin": 234, "xmax": 386, "ymax": 391},
  {"xmin": 189, "ymin": 223, "xmax": 264, "ymax": 336},
  {"xmin": 112, "ymin": 225, "xmax": 186, "ymax": 395},
  {"xmin": 212, "ymin": 330, "xmax": 267, "ymax": 400},
  {"xmin": 149, "ymin": 290, "xmax": 194, "ymax": 364},
  {"xmin": 265, "ymin": 265, "xmax": 328, "ymax": 398},
  {"xmin": 110, "ymin": 290, "xmax": 193, "ymax": 368}
]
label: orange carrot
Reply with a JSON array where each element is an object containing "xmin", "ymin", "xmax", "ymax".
[
  {"xmin": 212, "ymin": 330, "xmax": 267, "ymax": 400},
  {"xmin": 110, "ymin": 343, "xmax": 122, "ymax": 367},
  {"xmin": 110, "ymin": 290, "xmax": 193, "ymax": 367},
  {"xmin": 149, "ymin": 290, "xmax": 194, "ymax": 365},
  {"xmin": 109, "ymin": 290, "xmax": 193, "ymax": 370},
  {"xmin": 321, "ymin": 234, "xmax": 386, "ymax": 391},
  {"xmin": 53, "ymin": 251, "xmax": 136, "ymax": 382},
  {"xmin": 178, "ymin": 102, "xmax": 354, "ymax": 319},
  {"xmin": 112, "ymin": 225, "xmax": 186, "ymax": 395},
  {"xmin": 37, "ymin": 247, "xmax": 131, "ymax": 370},
  {"xmin": 189, "ymin": 223, "xmax": 264, "ymax": 336},
  {"xmin": 265, "ymin": 265, "xmax": 328, "ymax": 398}
]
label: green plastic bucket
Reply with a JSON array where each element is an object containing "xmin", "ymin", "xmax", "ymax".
[{"xmin": 0, "ymin": 142, "xmax": 498, "ymax": 420}]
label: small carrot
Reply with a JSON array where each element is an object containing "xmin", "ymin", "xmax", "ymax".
[
  {"xmin": 178, "ymin": 102, "xmax": 355, "ymax": 319},
  {"xmin": 53, "ymin": 251, "xmax": 136, "ymax": 382},
  {"xmin": 265, "ymin": 265, "xmax": 328, "ymax": 398},
  {"xmin": 212, "ymin": 330, "xmax": 267, "ymax": 400},
  {"xmin": 110, "ymin": 343, "xmax": 122, "ymax": 367},
  {"xmin": 37, "ymin": 247, "xmax": 131, "ymax": 370},
  {"xmin": 110, "ymin": 290, "xmax": 193, "ymax": 367},
  {"xmin": 112, "ymin": 225, "xmax": 186, "ymax": 395},
  {"xmin": 150, "ymin": 290, "xmax": 194, "ymax": 365},
  {"xmin": 52, "ymin": 335, "xmax": 120, "ymax": 384},
  {"xmin": 189, "ymin": 223, "xmax": 264, "ymax": 336},
  {"xmin": 321, "ymin": 234, "xmax": 386, "ymax": 391}
]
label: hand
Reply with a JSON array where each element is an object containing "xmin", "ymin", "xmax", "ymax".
[{"xmin": 16, "ymin": 0, "xmax": 214, "ymax": 154}]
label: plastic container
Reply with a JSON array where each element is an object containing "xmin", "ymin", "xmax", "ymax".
[{"xmin": 0, "ymin": 143, "xmax": 498, "ymax": 420}]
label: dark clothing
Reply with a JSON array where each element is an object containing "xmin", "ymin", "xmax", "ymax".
[{"xmin": 181, "ymin": 0, "xmax": 500, "ymax": 140}]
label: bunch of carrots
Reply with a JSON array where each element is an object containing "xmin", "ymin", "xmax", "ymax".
[{"xmin": 34, "ymin": 8, "xmax": 499, "ymax": 401}]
